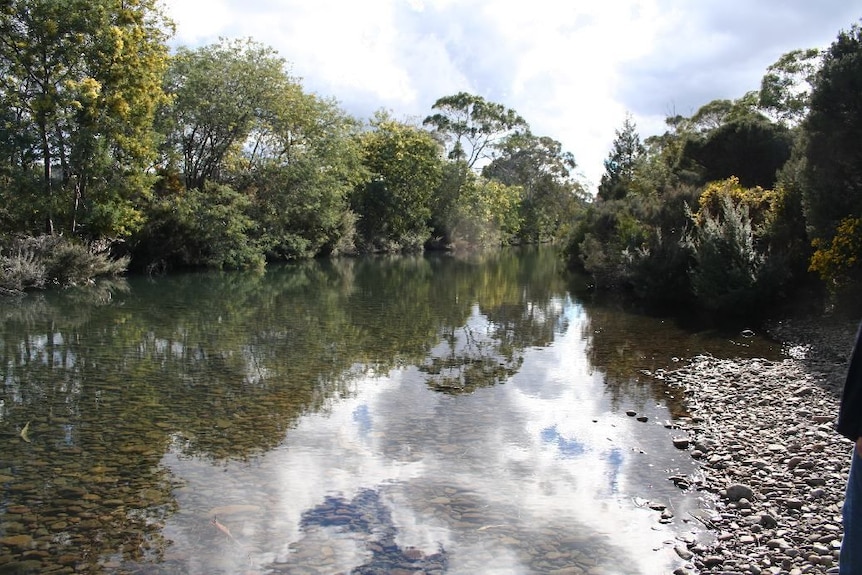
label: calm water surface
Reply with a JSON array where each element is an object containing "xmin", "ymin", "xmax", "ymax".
[{"xmin": 0, "ymin": 248, "xmax": 783, "ymax": 574}]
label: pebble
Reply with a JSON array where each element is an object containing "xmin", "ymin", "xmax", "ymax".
[{"xmin": 652, "ymin": 318, "xmax": 858, "ymax": 575}]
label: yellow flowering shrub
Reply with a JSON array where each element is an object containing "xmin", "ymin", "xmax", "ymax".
[
  {"xmin": 809, "ymin": 217, "xmax": 862, "ymax": 286},
  {"xmin": 695, "ymin": 176, "xmax": 777, "ymax": 229}
]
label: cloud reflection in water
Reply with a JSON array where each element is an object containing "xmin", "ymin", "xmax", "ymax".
[{"xmin": 159, "ymin": 299, "xmax": 702, "ymax": 574}]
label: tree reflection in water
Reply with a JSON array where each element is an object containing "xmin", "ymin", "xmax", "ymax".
[{"xmin": 0, "ymin": 247, "xmax": 782, "ymax": 573}]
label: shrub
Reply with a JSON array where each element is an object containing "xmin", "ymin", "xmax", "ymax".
[
  {"xmin": 686, "ymin": 194, "xmax": 766, "ymax": 313},
  {"xmin": 133, "ymin": 183, "xmax": 265, "ymax": 271},
  {"xmin": 809, "ymin": 216, "xmax": 862, "ymax": 307},
  {"xmin": 0, "ymin": 235, "xmax": 128, "ymax": 293}
]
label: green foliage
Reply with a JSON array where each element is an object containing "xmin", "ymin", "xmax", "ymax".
[
  {"xmin": 352, "ymin": 119, "xmax": 443, "ymax": 251},
  {"xmin": 565, "ymin": 198, "xmax": 651, "ymax": 289},
  {"xmin": 597, "ymin": 114, "xmax": 644, "ymax": 201},
  {"xmin": 624, "ymin": 185, "xmax": 699, "ymax": 305},
  {"xmin": 809, "ymin": 217, "xmax": 862, "ymax": 297},
  {"xmin": 161, "ymin": 38, "xmax": 291, "ymax": 191},
  {"xmin": 680, "ymin": 115, "xmax": 792, "ymax": 189},
  {"xmin": 683, "ymin": 178, "xmax": 794, "ymax": 314},
  {"xmin": 483, "ymin": 131, "xmax": 585, "ymax": 243},
  {"xmin": 759, "ymin": 48, "xmax": 820, "ymax": 125},
  {"xmin": 570, "ymin": 20, "xmax": 862, "ymax": 315},
  {"xmin": 157, "ymin": 39, "xmax": 367, "ymax": 263},
  {"xmin": 0, "ymin": 0, "xmax": 172, "ymax": 237},
  {"xmin": 134, "ymin": 183, "xmax": 263, "ymax": 271},
  {"xmin": 802, "ymin": 22, "xmax": 862, "ymax": 248},
  {"xmin": 423, "ymin": 92, "xmax": 527, "ymax": 168},
  {"xmin": 237, "ymin": 94, "xmax": 367, "ymax": 260},
  {"xmin": 685, "ymin": 194, "xmax": 763, "ymax": 312},
  {"xmin": 435, "ymin": 167, "xmax": 522, "ymax": 249}
]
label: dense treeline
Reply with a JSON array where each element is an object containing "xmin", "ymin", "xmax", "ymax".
[
  {"xmin": 0, "ymin": 1, "xmax": 859, "ymax": 316},
  {"xmin": 0, "ymin": 0, "xmax": 584, "ymax": 289},
  {"xmin": 565, "ymin": 22, "xmax": 862, "ymax": 316}
]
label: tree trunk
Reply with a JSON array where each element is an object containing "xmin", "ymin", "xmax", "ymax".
[{"xmin": 40, "ymin": 122, "xmax": 55, "ymax": 235}]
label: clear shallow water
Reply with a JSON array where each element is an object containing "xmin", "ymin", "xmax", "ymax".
[{"xmin": 0, "ymin": 248, "xmax": 783, "ymax": 574}]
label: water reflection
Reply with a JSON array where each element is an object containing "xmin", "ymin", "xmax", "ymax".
[{"xmin": 0, "ymin": 248, "xmax": 783, "ymax": 574}]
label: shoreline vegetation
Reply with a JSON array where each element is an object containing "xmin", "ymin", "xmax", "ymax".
[
  {"xmin": 0, "ymin": 2, "xmax": 860, "ymax": 317},
  {"xmin": 0, "ymin": 235, "xmax": 127, "ymax": 295}
]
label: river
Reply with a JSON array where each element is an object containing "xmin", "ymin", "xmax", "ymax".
[{"xmin": 0, "ymin": 247, "xmax": 783, "ymax": 574}]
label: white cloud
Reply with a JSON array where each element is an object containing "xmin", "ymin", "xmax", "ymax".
[
  {"xmin": 161, "ymin": 0, "xmax": 859, "ymax": 191},
  {"xmin": 164, "ymin": 0, "xmax": 232, "ymax": 44}
]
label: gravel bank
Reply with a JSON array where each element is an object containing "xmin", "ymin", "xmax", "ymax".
[{"xmin": 658, "ymin": 317, "xmax": 860, "ymax": 575}]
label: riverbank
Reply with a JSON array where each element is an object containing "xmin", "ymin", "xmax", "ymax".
[{"xmin": 658, "ymin": 316, "xmax": 860, "ymax": 575}]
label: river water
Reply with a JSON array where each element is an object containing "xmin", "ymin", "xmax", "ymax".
[{"xmin": 0, "ymin": 248, "xmax": 783, "ymax": 574}]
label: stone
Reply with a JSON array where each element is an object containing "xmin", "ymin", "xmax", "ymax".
[
  {"xmin": 673, "ymin": 437, "xmax": 690, "ymax": 449},
  {"xmin": 725, "ymin": 484, "xmax": 755, "ymax": 502},
  {"xmin": 0, "ymin": 534, "xmax": 34, "ymax": 548}
]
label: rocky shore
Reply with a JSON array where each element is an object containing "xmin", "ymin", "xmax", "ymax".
[{"xmin": 658, "ymin": 317, "xmax": 860, "ymax": 575}]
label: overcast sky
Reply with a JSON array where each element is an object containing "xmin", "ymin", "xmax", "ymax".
[{"xmin": 163, "ymin": 0, "xmax": 860, "ymax": 190}]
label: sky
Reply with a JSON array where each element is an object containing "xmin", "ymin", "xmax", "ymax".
[{"xmin": 162, "ymin": 0, "xmax": 860, "ymax": 190}]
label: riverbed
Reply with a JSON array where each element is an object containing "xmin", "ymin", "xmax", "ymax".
[{"xmin": 0, "ymin": 248, "xmax": 791, "ymax": 574}]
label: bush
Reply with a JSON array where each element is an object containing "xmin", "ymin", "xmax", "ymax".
[
  {"xmin": 133, "ymin": 183, "xmax": 265, "ymax": 271},
  {"xmin": 809, "ymin": 216, "xmax": 862, "ymax": 309},
  {"xmin": 0, "ymin": 235, "xmax": 128, "ymax": 293},
  {"xmin": 685, "ymin": 194, "xmax": 766, "ymax": 313}
]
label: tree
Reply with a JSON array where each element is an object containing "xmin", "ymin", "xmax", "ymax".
[
  {"xmin": 597, "ymin": 114, "xmax": 644, "ymax": 201},
  {"xmin": 759, "ymin": 48, "xmax": 820, "ymax": 126},
  {"xmin": 237, "ymin": 92, "xmax": 367, "ymax": 259},
  {"xmin": 681, "ymin": 115, "xmax": 792, "ymax": 189},
  {"xmin": 687, "ymin": 94, "xmax": 761, "ymax": 135},
  {"xmin": 429, "ymin": 161, "xmax": 522, "ymax": 249},
  {"xmin": 352, "ymin": 117, "xmax": 443, "ymax": 251},
  {"xmin": 423, "ymin": 92, "xmax": 527, "ymax": 169},
  {"xmin": 483, "ymin": 131, "xmax": 584, "ymax": 242},
  {"xmin": 0, "ymin": 0, "xmax": 172, "ymax": 237},
  {"xmin": 160, "ymin": 38, "xmax": 291, "ymax": 191},
  {"xmin": 688, "ymin": 99, "xmax": 736, "ymax": 133},
  {"xmin": 802, "ymin": 22, "xmax": 862, "ymax": 247}
]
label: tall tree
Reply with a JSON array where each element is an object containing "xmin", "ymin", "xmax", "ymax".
[
  {"xmin": 759, "ymin": 48, "xmax": 820, "ymax": 126},
  {"xmin": 802, "ymin": 22, "xmax": 862, "ymax": 246},
  {"xmin": 239, "ymin": 93, "xmax": 367, "ymax": 259},
  {"xmin": 597, "ymin": 114, "xmax": 644, "ymax": 201},
  {"xmin": 681, "ymin": 115, "xmax": 792, "ymax": 189},
  {"xmin": 0, "ymin": 0, "xmax": 172, "ymax": 237},
  {"xmin": 423, "ymin": 92, "xmax": 527, "ymax": 169},
  {"xmin": 160, "ymin": 38, "xmax": 290, "ymax": 191},
  {"xmin": 483, "ymin": 131, "xmax": 584, "ymax": 242}
]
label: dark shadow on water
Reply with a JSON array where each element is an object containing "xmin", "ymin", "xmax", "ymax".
[{"xmin": 296, "ymin": 488, "xmax": 449, "ymax": 574}]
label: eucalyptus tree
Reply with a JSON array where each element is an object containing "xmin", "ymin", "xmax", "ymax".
[
  {"xmin": 422, "ymin": 92, "xmax": 527, "ymax": 169},
  {"xmin": 759, "ymin": 48, "xmax": 820, "ymax": 126},
  {"xmin": 0, "ymin": 0, "xmax": 173, "ymax": 237},
  {"xmin": 483, "ymin": 131, "xmax": 583, "ymax": 242}
]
